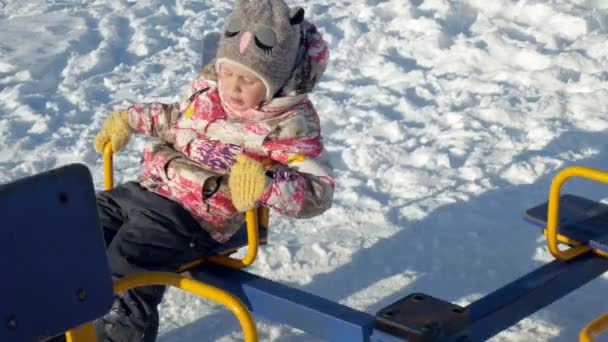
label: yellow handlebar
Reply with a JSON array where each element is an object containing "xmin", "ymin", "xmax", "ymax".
[
  {"xmin": 66, "ymin": 273, "xmax": 258, "ymax": 342},
  {"xmin": 546, "ymin": 166, "xmax": 608, "ymax": 261},
  {"xmin": 65, "ymin": 323, "xmax": 95, "ymax": 342},
  {"xmin": 103, "ymin": 142, "xmax": 113, "ymax": 191},
  {"xmin": 580, "ymin": 312, "xmax": 608, "ymax": 342},
  {"xmin": 102, "ymin": 142, "xmax": 268, "ymax": 269},
  {"xmin": 115, "ymin": 272, "xmax": 257, "ymax": 341},
  {"xmin": 207, "ymin": 209, "xmax": 260, "ymax": 268}
]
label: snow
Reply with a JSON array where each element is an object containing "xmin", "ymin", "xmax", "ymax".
[{"xmin": 2, "ymin": 0, "xmax": 608, "ymax": 341}]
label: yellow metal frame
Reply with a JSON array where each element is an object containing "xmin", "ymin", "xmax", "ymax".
[
  {"xmin": 99, "ymin": 141, "xmax": 269, "ymax": 339},
  {"xmin": 580, "ymin": 312, "xmax": 608, "ymax": 342},
  {"xmin": 65, "ymin": 322, "xmax": 96, "ymax": 342},
  {"xmin": 66, "ymin": 272, "xmax": 258, "ymax": 342},
  {"xmin": 103, "ymin": 141, "xmax": 268, "ymax": 268},
  {"xmin": 104, "ymin": 143, "xmax": 114, "ymax": 191},
  {"xmin": 114, "ymin": 273, "xmax": 257, "ymax": 341},
  {"xmin": 546, "ymin": 166, "xmax": 608, "ymax": 261}
]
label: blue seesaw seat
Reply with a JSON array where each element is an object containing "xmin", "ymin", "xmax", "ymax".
[
  {"xmin": 0, "ymin": 164, "xmax": 114, "ymax": 341},
  {"xmin": 525, "ymin": 194, "xmax": 608, "ymax": 253},
  {"xmin": 0, "ymin": 164, "xmax": 265, "ymax": 341}
]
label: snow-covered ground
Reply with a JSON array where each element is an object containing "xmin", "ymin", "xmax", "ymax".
[{"xmin": 2, "ymin": 0, "xmax": 608, "ymax": 341}]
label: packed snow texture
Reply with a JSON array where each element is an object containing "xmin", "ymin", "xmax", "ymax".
[{"xmin": 1, "ymin": 0, "xmax": 608, "ymax": 340}]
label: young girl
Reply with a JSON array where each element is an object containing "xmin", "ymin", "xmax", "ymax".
[{"xmin": 92, "ymin": 0, "xmax": 333, "ymax": 340}]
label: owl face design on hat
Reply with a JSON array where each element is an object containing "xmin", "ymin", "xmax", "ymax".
[{"xmin": 216, "ymin": 0, "xmax": 305, "ymax": 101}]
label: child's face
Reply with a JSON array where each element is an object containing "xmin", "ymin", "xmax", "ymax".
[{"xmin": 219, "ymin": 63, "xmax": 267, "ymax": 112}]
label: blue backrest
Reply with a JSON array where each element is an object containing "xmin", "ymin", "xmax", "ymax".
[{"xmin": 0, "ymin": 164, "xmax": 113, "ymax": 341}]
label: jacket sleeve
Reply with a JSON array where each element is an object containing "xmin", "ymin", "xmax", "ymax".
[
  {"xmin": 258, "ymin": 111, "xmax": 335, "ymax": 218},
  {"xmin": 173, "ymin": 138, "xmax": 243, "ymax": 175},
  {"xmin": 140, "ymin": 141, "xmax": 223, "ymax": 204},
  {"xmin": 126, "ymin": 102, "xmax": 182, "ymax": 143},
  {"xmin": 126, "ymin": 76, "xmax": 215, "ymax": 143}
]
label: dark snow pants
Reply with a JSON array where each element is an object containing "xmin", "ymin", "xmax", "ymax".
[{"xmin": 94, "ymin": 181, "xmax": 221, "ymax": 342}]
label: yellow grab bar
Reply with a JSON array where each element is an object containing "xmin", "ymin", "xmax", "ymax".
[
  {"xmin": 113, "ymin": 272, "xmax": 257, "ymax": 342},
  {"xmin": 103, "ymin": 142, "xmax": 113, "ymax": 191},
  {"xmin": 546, "ymin": 166, "xmax": 608, "ymax": 261},
  {"xmin": 580, "ymin": 312, "xmax": 608, "ymax": 342},
  {"xmin": 65, "ymin": 272, "xmax": 260, "ymax": 341},
  {"xmin": 103, "ymin": 142, "xmax": 265, "ymax": 269},
  {"xmin": 65, "ymin": 322, "xmax": 96, "ymax": 342},
  {"xmin": 207, "ymin": 209, "xmax": 259, "ymax": 268}
]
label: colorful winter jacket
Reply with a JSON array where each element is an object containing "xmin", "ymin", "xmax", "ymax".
[{"xmin": 127, "ymin": 22, "xmax": 333, "ymax": 243}]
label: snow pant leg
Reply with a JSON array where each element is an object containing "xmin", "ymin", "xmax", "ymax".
[
  {"xmin": 95, "ymin": 182, "xmax": 221, "ymax": 342},
  {"xmin": 96, "ymin": 187, "xmax": 128, "ymax": 246}
]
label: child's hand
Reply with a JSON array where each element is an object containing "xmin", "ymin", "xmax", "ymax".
[
  {"xmin": 228, "ymin": 155, "xmax": 268, "ymax": 212},
  {"xmin": 93, "ymin": 111, "xmax": 132, "ymax": 154}
]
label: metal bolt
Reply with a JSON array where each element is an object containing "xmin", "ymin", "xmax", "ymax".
[
  {"xmin": 6, "ymin": 315, "xmax": 16, "ymax": 330},
  {"xmin": 59, "ymin": 192, "xmax": 69, "ymax": 204},
  {"xmin": 189, "ymin": 242, "xmax": 196, "ymax": 248},
  {"xmin": 452, "ymin": 307, "xmax": 465, "ymax": 314},
  {"xmin": 76, "ymin": 289, "xmax": 87, "ymax": 302},
  {"xmin": 421, "ymin": 324, "xmax": 433, "ymax": 334},
  {"xmin": 411, "ymin": 294, "xmax": 425, "ymax": 301},
  {"xmin": 381, "ymin": 310, "xmax": 396, "ymax": 318}
]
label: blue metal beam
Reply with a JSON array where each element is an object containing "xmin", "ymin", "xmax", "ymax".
[
  {"xmin": 462, "ymin": 253, "xmax": 608, "ymax": 341},
  {"xmin": 191, "ymin": 254, "xmax": 608, "ymax": 342},
  {"xmin": 190, "ymin": 264, "xmax": 391, "ymax": 341}
]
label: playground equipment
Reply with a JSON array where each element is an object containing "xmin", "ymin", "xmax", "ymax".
[{"xmin": 3, "ymin": 161, "xmax": 608, "ymax": 341}]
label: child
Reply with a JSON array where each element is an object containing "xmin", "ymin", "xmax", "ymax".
[{"xmin": 92, "ymin": 0, "xmax": 333, "ymax": 340}]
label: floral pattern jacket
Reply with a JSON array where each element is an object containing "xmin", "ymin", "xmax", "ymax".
[{"xmin": 129, "ymin": 76, "xmax": 334, "ymax": 243}]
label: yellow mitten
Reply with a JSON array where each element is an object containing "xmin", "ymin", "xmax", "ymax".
[
  {"xmin": 93, "ymin": 111, "xmax": 132, "ymax": 154},
  {"xmin": 228, "ymin": 155, "xmax": 268, "ymax": 212}
]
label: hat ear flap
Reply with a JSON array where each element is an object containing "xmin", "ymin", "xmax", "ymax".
[{"xmin": 289, "ymin": 7, "xmax": 305, "ymax": 25}]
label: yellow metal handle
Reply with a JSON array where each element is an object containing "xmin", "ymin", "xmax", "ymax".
[
  {"xmin": 207, "ymin": 158, "xmax": 271, "ymax": 268},
  {"xmin": 65, "ymin": 322, "xmax": 96, "ymax": 342},
  {"xmin": 102, "ymin": 142, "xmax": 267, "ymax": 269},
  {"xmin": 104, "ymin": 142, "xmax": 113, "ymax": 190},
  {"xmin": 113, "ymin": 272, "xmax": 257, "ymax": 341},
  {"xmin": 546, "ymin": 166, "xmax": 608, "ymax": 260},
  {"xmin": 207, "ymin": 209, "xmax": 260, "ymax": 268},
  {"xmin": 66, "ymin": 273, "xmax": 258, "ymax": 342},
  {"xmin": 580, "ymin": 312, "xmax": 608, "ymax": 342}
]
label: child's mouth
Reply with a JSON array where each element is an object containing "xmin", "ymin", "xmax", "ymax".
[{"xmin": 229, "ymin": 97, "xmax": 244, "ymax": 106}]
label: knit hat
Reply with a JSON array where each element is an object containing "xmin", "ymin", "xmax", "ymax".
[
  {"xmin": 280, "ymin": 20, "xmax": 329, "ymax": 96},
  {"xmin": 216, "ymin": 0, "xmax": 305, "ymax": 101}
]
